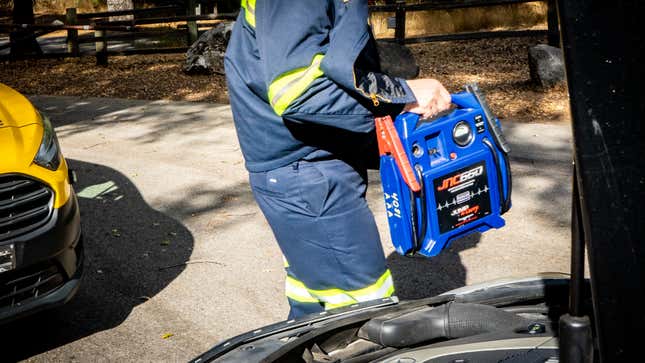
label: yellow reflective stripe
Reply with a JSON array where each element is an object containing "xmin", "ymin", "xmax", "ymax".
[
  {"xmin": 241, "ymin": 0, "xmax": 255, "ymax": 28},
  {"xmin": 285, "ymin": 276, "xmax": 319, "ymax": 303},
  {"xmin": 284, "ymin": 270, "xmax": 395, "ymax": 309},
  {"xmin": 325, "ymin": 285, "xmax": 395, "ymax": 310},
  {"xmin": 268, "ymin": 54, "xmax": 325, "ymax": 116},
  {"xmin": 311, "ymin": 269, "xmax": 394, "ymax": 300}
]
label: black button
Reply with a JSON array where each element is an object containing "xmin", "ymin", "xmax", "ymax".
[{"xmin": 474, "ymin": 114, "xmax": 486, "ymax": 133}]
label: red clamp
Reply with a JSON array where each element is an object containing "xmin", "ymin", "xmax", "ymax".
[{"xmin": 375, "ymin": 116, "xmax": 421, "ymax": 192}]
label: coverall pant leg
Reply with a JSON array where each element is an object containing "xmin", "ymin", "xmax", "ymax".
[{"xmin": 249, "ymin": 157, "xmax": 394, "ymax": 319}]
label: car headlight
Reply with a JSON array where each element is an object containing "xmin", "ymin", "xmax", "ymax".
[{"xmin": 33, "ymin": 113, "xmax": 61, "ymax": 171}]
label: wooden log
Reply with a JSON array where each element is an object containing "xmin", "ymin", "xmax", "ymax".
[
  {"xmin": 394, "ymin": 0, "xmax": 406, "ymax": 45},
  {"xmin": 186, "ymin": 0, "xmax": 198, "ymax": 45},
  {"xmin": 95, "ymin": 30, "xmax": 108, "ymax": 66},
  {"xmin": 380, "ymin": 29, "xmax": 548, "ymax": 44},
  {"xmin": 76, "ymin": 5, "xmax": 181, "ymax": 19},
  {"xmin": 547, "ymin": 0, "xmax": 560, "ymax": 46},
  {"xmin": 66, "ymin": 8, "xmax": 79, "ymax": 57},
  {"xmin": 370, "ymin": 0, "xmax": 538, "ymax": 12}
]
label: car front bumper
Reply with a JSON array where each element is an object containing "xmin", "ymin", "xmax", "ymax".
[{"xmin": 0, "ymin": 190, "xmax": 84, "ymax": 324}]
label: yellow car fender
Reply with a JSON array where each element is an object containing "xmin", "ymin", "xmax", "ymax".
[{"xmin": 0, "ymin": 84, "xmax": 71, "ymax": 208}]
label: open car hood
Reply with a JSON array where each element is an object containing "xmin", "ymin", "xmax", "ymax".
[{"xmin": 192, "ymin": 273, "xmax": 575, "ymax": 363}]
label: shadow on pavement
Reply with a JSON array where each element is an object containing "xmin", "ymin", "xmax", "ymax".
[
  {"xmin": 1, "ymin": 159, "xmax": 194, "ymax": 362},
  {"xmin": 31, "ymin": 96, "xmax": 233, "ymax": 145},
  {"xmin": 387, "ymin": 233, "xmax": 481, "ymax": 300}
]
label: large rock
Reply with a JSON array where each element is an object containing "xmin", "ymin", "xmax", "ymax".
[
  {"xmin": 183, "ymin": 22, "xmax": 234, "ymax": 75},
  {"xmin": 528, "ymin": 44, "xmax": 565, "ymax": 88},
  {"xmin": 376, "ymin": 40, "xmax": 419, "ymax": 79}
]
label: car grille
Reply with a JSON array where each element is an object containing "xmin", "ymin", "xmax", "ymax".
[
  {"xmin": 0, "ymin": 261, "xmax": 65, "ymax": 309},
  {"xmin": 0, "ymin": 175, "xmax": 54, "ymax": 242}
]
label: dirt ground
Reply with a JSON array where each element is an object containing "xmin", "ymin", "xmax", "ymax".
[{"xmin": 0, "ymin": 35, "xmax": 569, "ymax": 123}]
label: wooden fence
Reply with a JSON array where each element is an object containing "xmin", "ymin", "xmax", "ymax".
[
  {"xmin": 0, "ymin": 0, "xmax": 559, "ymax": 65},
  {"xmin": 0, "ymin": 5, "xmax": 236, "ymax": 65},
  {"xmin": 374, "ymin": 0, "xmax": 558, "ymax": 45}
]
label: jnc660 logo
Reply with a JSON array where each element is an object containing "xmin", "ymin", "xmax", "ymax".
[{"xmin": 437, "ymin": 166, "xmax": 484, "ymax": 191}]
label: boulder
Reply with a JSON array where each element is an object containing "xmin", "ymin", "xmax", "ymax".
[
  {"xmin": 183, "ymin": 22, "xmax": 234, "ymax": 75},
  {"xmin": 528, "ymin": 44, "xmax": 565, "ymax": 88},
  {"xmin": 376, "ymin": 40, "xmax": 419, "ymax": 79}
]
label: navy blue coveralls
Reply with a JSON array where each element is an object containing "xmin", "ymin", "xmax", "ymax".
[{"xmin": 225, "ymin": 0, "xmax": 416, "ymax": 318}]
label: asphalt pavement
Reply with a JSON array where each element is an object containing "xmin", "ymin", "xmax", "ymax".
[
  {"xmin": 0, "ymin": 34, "xmax": 169, "ymax": 56},
  {"xmin": 2, "ymin": 96, "xmax": 572, "ymax": 362}
]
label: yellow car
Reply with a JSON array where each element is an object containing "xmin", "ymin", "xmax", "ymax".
[{"xmin": 0, "ymin": 83, "xmax": 83, "ymax": 323}]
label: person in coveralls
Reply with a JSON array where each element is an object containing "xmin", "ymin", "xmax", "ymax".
[{"xmin": 225, "ymin": 0, "xmax": 451, "ymax": 319}]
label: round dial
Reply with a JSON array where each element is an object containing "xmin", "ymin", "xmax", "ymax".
[{"xmin": 453, "ymin": 121, "xmax": 473, "ymax": 147}]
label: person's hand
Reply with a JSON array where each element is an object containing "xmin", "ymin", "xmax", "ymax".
[{"xmin": 403, "ymin": 79, "xmax": 452, "ymax": 119}]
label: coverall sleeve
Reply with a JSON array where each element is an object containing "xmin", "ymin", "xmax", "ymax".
[{"xmin": 253, "ymin": 0, "xmax": 416, "ymax": 132}]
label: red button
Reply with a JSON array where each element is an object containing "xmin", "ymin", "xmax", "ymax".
[{"xmin": 450, "ymin": 152, "xmax": 457, "ymax": 160}]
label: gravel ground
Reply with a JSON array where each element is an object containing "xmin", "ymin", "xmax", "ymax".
[
  {"xmin": 0, "ymin": 35, "xmax": 568, "ymax": 123},
  {"xmin": 409, "ymin": 36, "xmax": 569, "ymax": 123}
]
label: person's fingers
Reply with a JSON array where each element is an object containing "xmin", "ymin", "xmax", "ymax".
[
  {"xmin": 404, "ymin": 78, "xmax": 453, "ymax": 118},
  {"xmin": 441, "ymin": 88, "xmax": 451, "ymax": 104}
]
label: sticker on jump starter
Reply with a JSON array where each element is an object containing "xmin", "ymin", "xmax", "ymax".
[
  {"xmin": 433, "ymin": 161, "xmax": 491, "ymax": 233},
  {"xmin": 474, "ymin": 114, "xmax": 486, "ymax": 133}
]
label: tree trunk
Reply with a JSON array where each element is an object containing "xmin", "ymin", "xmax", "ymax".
[
  {"xmin": 10, "ymin": 0, "xmax": 41, "ymax": 58},
  {"xmin": 107, "ymin": 0, "xmax": 134, "ymax": 21}
]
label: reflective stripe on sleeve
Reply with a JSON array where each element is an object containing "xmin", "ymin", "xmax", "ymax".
[
  {"xmin": 284, "ymin": 269, "xmax": 395, "ymax": 310},
  {"xmin": 268, "ymin": 54, "xmax": 325, "ymax": 116},
  {"xmin": 241, "ymin": 0, "xmax": 256, "ymax": 28}
]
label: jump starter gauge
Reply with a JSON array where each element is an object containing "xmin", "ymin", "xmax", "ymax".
[{"xmin": 453, "ymin": 120, "xmax": 473, "ymax": 147}]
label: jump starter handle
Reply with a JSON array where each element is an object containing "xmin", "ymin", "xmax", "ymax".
[
  {"xmin": 375, "ymin": 116, "xmax": 421, "ymax": 193},
  {"xmin": 374, "ymin": 86, "xmax": 492, "ymax": 194},
  {"xmin": 463, "ymin": 83, "xmax": 511, "ymax": 154}
]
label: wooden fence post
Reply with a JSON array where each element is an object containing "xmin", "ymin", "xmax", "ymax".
[
  {"xmin": 547, "ymin": 0, "xmax": 560, "ymax": 46},
  {"xmin": 95, "ymin": 29, "xmax": 108, "ymax": 66},
  {"xmin": 186, "ymin": 0, "xmax": 198, "ymax": 45},
  {"xmin": 65, "ymin": 8, "xmax": 79, "ymax": 57},
  {"xmin": 394, "ymin": 0, "xmax": 406, "ymax": 45}
]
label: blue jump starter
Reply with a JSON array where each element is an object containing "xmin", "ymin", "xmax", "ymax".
[{"xmin": 378, "ymin": 84, "xmax": 512, "ymax": 257}]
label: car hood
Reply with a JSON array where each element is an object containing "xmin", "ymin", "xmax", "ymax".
[
  {"xmin": 191, "ymin": 273, "xmax": 571, "ymax": 363},
  {"xmin": 0, "ymin": 124, "xmax": 44, "ymax": 173},
  {"xmin": 0, "ymin": 83, "xmax": 40, "ymax": 129}
]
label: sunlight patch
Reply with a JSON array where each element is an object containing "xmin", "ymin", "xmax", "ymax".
[{"xmin": 77, "ymin": 181, "xmax": 119, "ymax": 199}]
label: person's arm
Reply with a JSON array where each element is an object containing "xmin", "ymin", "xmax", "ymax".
[{"xmin": 252, "ymin": 0, "xmax": 449, "ymax": 129}]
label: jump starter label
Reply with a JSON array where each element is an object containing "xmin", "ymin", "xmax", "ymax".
[
  {"xmin": 474, "ymin": 114, "xmax": 486, "ymax": 133},
  {"xmin": 433, "ymin": 162, "xmax": 491, "ymax": 233}
]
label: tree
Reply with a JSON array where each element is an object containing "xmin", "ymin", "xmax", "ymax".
[{"xmin": 10, "ymin": 0, "xmax": 41, "ymax": 58}]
